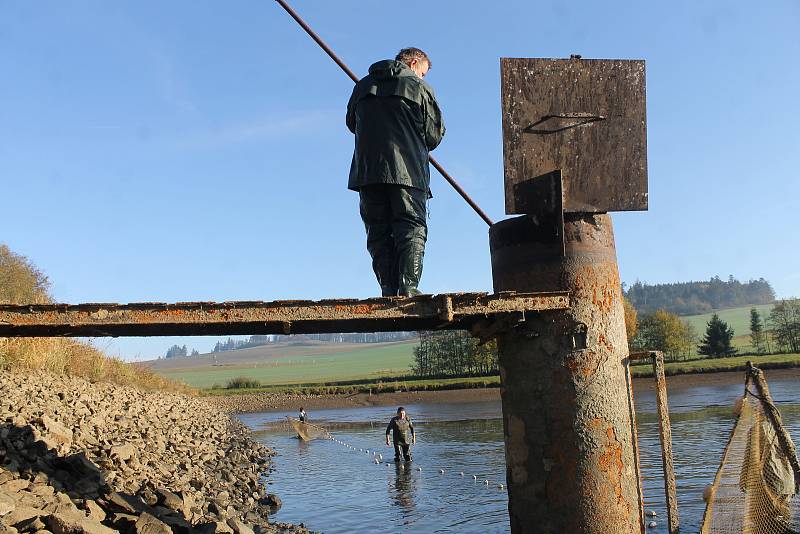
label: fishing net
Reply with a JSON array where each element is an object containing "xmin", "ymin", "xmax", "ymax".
[
  {"xmin": 287, "ymin": 416, "xmax": 330, "ymax": 441},
  {"xmin": 701, "ymin": 368, "xmax": 800, "ymax": 534}
]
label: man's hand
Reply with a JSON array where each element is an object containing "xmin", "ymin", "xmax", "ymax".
[
  {"xmin": 412, "ymin": 435, "xmax": 416, "ymax": 445},
  {"xmin": 386, "ymin": 436, "xmax": 391, "ymax": 447}
]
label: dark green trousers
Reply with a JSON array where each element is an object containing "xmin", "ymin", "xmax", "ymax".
[{"xmin": 358, "ymin": 184, "xmax": 427, "ymax": 296}]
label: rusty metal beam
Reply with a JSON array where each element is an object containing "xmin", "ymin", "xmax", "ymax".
[{"xmin": 0, "ymin": 292, "xmax": 569, "ymax": 338}]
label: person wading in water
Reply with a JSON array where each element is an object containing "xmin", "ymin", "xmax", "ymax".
[{"xmin": 386, "ymin": 407, "xmax": 416, "ymax": 462}]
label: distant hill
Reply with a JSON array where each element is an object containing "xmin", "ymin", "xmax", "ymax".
[
  {"xmin": 210, "ymin": 332, "xmax": 417, "ymax": 354},
  {"xmin": 625, "ymin": 276, "xmax": 774, "ymax": 316}
]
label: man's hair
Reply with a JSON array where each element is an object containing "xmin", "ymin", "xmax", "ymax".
[
  {"xmin": 396, "ymin": 406, "xmax": 405, "ymax": 414},
  {"xmin": 396, "ymin": 48, "xmax": 431, "ymax": 69}
]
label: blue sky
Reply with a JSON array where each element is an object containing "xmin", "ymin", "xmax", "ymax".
[{"xmin": 1, "ymin": 1, "xmax": 798, "ymax": 360}]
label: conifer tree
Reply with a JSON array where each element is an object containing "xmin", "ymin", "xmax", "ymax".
[
  {"xmin": 749, "ymin": 308, "xmax": 766, "ymax": 353},
  {"xmin": 699, "ymin": 314, "xmax": 737, "ymax": 358}
]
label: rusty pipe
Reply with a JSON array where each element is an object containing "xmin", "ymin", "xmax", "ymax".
[{"xmin": 274, "ymin": 0, "xmax": 494, "ymax": 227}]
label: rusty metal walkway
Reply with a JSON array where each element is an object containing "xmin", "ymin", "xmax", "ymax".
[{"xmin": 0, "ymin": 291, "xmax": 569, "ymax": 338}]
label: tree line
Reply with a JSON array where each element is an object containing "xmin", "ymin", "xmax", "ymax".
[
  {"xmin": 165, "ymin": 344, "xmax": 199, "ymax": 358},
  {"xmin": 625, "ymin": 276, "xmax": 775, "ymax": 316},
  {"xmin": 411, "ymin": 331, "xmax": 498, "ymax": 377}
]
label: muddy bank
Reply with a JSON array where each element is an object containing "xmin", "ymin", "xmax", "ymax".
[
  {"xmin": 0, "ymin": 368, "xmax": 311, "ymax": 534},
  {"xmin": 208, "ymin": 388, "xmax": 498, "ymax": 413},
  {"xmin": 205, "ymin": 367, "xmax": 800, "ymax": 414}
]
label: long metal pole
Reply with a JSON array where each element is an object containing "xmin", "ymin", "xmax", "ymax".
[{"xmin": 274, "ymin": 0, "xmax": 494, "ymax": 227}]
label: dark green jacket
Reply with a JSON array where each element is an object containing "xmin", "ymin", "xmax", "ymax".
[
  {"xmin": 386, "ymin": 415, "xmax": 414, "ymax": 445},
  {"xmin": 347, "ymin": 60, "xmax": 445, "ymax": 196}
]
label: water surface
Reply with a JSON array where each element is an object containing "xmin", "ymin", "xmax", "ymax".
[{"xmin": 240, "ymin": 374, "xmax": 800, "ymax": 533}]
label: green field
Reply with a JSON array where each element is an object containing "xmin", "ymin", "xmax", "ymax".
[
  {"xmin": 680, "ymin": 303, "xmax": 774, "ymax": 351},
  {"xmin": 153, "ymin": 341, "xmax": 417, "ymax": 388}
]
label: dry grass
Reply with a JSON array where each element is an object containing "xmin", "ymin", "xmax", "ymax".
[
  {"xmin": 0, "ymin": 244, "xmax": 193, "ymax": 394},
  {"xmin": 0, "ymin": 337, "xmax": 194, "ymax": 394}
]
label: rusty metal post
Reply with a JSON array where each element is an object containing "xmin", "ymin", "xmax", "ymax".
[
  {"xmin": 490, "ymin": 213, "xmax": 644, "ymax": 534},
  {"xmin": 651, "ymin": 352, "xmax": 680, "ymax": 534}
]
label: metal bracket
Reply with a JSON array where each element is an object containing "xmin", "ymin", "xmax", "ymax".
[{"xmin": 469, "ymin": 312, "xmax": 525, "ymax": 345}]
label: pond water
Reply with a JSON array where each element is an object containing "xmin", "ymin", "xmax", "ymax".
[{"xmin": 239, "ymin": 374, "xmax": 800, "ymax": 534}]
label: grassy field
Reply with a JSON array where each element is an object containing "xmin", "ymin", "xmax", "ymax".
[
  {"xmin": 152, "ymin": 341, "xmax": 417, "ymax": 388},
  {"xmin": 681, "ymin": 303, "xmax": 773, "ymax": 351}
]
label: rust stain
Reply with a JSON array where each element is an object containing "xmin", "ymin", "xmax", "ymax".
[
  {"xmin": 333, "ymin": 304, "xmax": 376, "ymax": 314},
  {"xmin": 586, "ymin": 417, "xmax": 636, "ymax": 531},
  {"xmin": 597, "ymin": 333, "xmax": 614, "ymax": 353},
  {"xmin": 564, "ymin": 349, "xmax": 600, "ymax": 379},
  {"xmin": 154, "ymin": 309, "xmax": 185, "ymax": 317}
]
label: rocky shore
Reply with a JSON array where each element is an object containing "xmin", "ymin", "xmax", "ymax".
[{"xmin": 0, "ymin": 369, "xmax": 311, "ymax": 534}]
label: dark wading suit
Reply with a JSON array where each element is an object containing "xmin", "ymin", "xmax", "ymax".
[
  {"xmin": 386, "ymin": 415, "xmax": 415, "ymax": 461},
  {"xmin": 347, "ymin": 60, "xmax": 445, "ymax": 296}
]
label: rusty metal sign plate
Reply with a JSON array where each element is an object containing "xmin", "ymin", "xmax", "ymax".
[{"xmin": 501, "ymin": 57, "xmax": 648, "ymax": 214}]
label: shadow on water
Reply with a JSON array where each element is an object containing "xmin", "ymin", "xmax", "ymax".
[{"xmin": 240, "ymin": 375, "xmax": 800, "ymax": 534}]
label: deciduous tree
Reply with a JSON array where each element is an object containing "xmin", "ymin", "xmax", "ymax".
[
  {"xmin": 623, "ymin": 296, "xmax": 638, "ymax": 348},
  {"xmin": 769, "ymin": 299, "xmax": 800, "ymax": 353},
  {"xmin": 634, "ymin": 309, "xmax": 695, "ymax": 361}
]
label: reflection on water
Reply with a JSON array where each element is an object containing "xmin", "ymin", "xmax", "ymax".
[{"xmin": 239, "ymin": 375, "xmax": 800, "ymax": 534}]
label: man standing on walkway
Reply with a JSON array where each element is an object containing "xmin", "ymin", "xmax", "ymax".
[
  {"xmin": 347, "ymin": 47, "xmax": 445, "ymax": 297},
  {"xmin": 386, "ymin": 406, "xmax": 416, "ymax": 462}
]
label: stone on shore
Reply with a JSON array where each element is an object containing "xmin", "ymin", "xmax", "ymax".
[{"xmin": 0, "ymin": 368, "xmax": 312, "ymax": 534}]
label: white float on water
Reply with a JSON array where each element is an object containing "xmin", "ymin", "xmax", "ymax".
[
  {"xmin": 484, "ymin": 480, "xmax": 490, "ymax": 485},
  {"xmin": 439, "ymin": 469, "xmax": 444, "ymax": 474},
  {"xmin": 472, "ymin": 475, "xmax": 477, "ymax": 480},
  {"xmin": 417, "ymin": 467, "xmax": 422, "ymax": 471},
  {"xmin": 646, "ymin": 510, "xmax": 657, "ymax": 517},
  {"xmin": 648, "ymin": 521, "xmax": 657, "ymax": 528},
  {"xmin": 498, "ymin": 484, "xmax": 504, "ymax": 490},
  {"xmin": 459, "ymin": 472, "xmax": 464, "ymax": 477}
]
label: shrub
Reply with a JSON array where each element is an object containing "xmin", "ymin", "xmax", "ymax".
[{"xmin": 226, "ymin": 376, "xmax": 262, "ymax": 389}]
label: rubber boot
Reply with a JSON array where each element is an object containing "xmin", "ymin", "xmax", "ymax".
[
  {"xmin": 397, "ymin": 233, "xmax": 425, "ymax": 297},
  {"xmin": 381, "ymin": 285, "xmax": 398, "ymax": 297}
]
